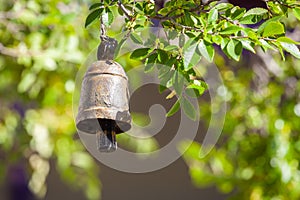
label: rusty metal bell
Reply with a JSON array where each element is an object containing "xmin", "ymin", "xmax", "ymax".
[{"xmin": 76, "ymin": 37, "xmax": 131, "ymax": 152}]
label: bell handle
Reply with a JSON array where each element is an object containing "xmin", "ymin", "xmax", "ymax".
[{"xmin": 97, "ymin": 36, "xmax": 118, "ymax": 61}]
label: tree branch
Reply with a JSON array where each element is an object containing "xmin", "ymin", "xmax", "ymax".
[
  {"xmin": 117, "ymin": 0, "xmax": 132, "ymax": 20},
  {"xmin": 0, "ymin": 43, "xmax": 21, "ymax": 57}
]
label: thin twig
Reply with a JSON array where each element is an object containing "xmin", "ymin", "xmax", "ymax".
[
  {"xmin": 117, "ymin": 0, "xmax": 132, "ymax": 20},
  {"xmin": 0, "ymin": 43, "xmax": 40, "ymax": 57},
  {"xmin": 151, "ymin": 4, "xmax": 206, "ymax": 21},
  {"xmin": 99, "ymin": 0, "xmax": 106, "ymax": 39},
  {"xmin": 272, "ymin": 0, "xmax": 294, "ymax": 9},
  {"xmin": 0, "ymin": 43, "xmax": 19, "ymax": 57},
  {"xmin": 169, "ymin": 19, "xmax": 204, "ymax": 32}
]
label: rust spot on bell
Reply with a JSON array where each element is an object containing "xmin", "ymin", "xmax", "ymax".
[{"xmin": 76, "ymin": 37, "xmax": 131, "ymax": 152}]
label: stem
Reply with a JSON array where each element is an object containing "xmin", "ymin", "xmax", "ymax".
[
  {"xmin": 0, "ymin": 43, "xmax": 40, "ymax": 57},
  {"xmin": 99, "ymin": 0, "xmax": 106, "ymax": 40},
  {"xmin": 169, "ymin": 19, "xmax": 204, "ymax": 32},
  {"xmin": 117, "ymin": 0, "xmax": 132, "ymax": 20}
]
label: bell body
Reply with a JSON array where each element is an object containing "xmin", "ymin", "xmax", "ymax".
[{"xmin": 76, "ymin": 60, "xmax": 131, "ymax": 135}]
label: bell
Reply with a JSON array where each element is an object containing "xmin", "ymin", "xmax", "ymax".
[{"xmin": 76, "ymin": 37, "xmax": 131, "ymax": 152}]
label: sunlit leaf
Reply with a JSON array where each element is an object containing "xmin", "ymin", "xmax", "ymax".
[
  {"xmin": 89, "ymin": 3, "xmax": 102, "ymax": 10},
  {"xmin": 208, "ymin": 8, "xmax": 218, "ymax": 23},
  {"xmin": 130, "ymin": 48, "xmax": 153, "ymax": 60},
  {"xmin": 130, "ymin": 32, "xmax": 144, "ymax": 44},
  {"xmin": 226, "ymin": 39, "xmax": 243, "ymax": 61},
  {"xmin": 85, "ymin": 8, "xmax": 103, "ymax": 28},
  {"xmin": 263, "ymin": 21, "xmax": 285, "ymax": 37},
  {"xmin": 173, "ymin": 70, "xmax": 184, "ymax": 96},
  {"xmin": 219, "ymin": 26, "xmax": 242, "ymax": 35},
  {"xmin": 280, "ymin": 42, "xmax": 300, "ymax": 59},
  {"xmin": 293, "ymin": 8, "xmax": 300, "ymax": 21},
  {"xmin": 183, "ymin": 39, "xmax": 201, "ymax": 70},
  {"xmin": 102, "ymin": 8, "xmax": 114, "ymax": 26},
  {"xmin": 166, "ymin": 99, "xmax": 180, "ymax": 117},
  {"xmin": 181, "ymin": 97, "xmax": 197, "ymax": 120},
  {"xmin": 198, "ymin": 40, "xmax": 215, "ymax": 62}
]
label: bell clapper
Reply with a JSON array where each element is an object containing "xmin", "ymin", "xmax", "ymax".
[{"xmin": 96, "ymin": 119, "xmax": 117, "ymax": 152}]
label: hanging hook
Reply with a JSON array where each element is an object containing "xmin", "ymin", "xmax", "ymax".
[
  {"xmin": 97, "ymin": 0, "xmax": 118, "ymax": 61},
  {"xmin": 99, "ymin": 0, "xmax": 106, "ymax": 41}
]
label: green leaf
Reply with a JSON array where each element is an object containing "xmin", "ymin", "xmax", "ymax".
[
  {"xmin": 157, "ymin": 49, "xmax": 168, "ymax": 63},
  {"xmin": 215, "ymin": 3, "xmax": 233, "ymax": 11},
  {"xmin": 130, "ymin": 32, "xmax": 143, "ymax": 44},
  {"xmin": 144, "ymin": 63, "xmax": 155, "ymax": 73},
  {"xmin": 259, "ymin": 39, "xmax": 275, "ymax": 51},
  {"xmin": 277, "ymin": 37, "xmax": 300, "ymax": 45},
  {"xmin": 166, "ymin": 99, "xmax": 180, "ymax": 117},
  {"xmin": 239, "ymin": 15, "xmax": 262, "ymax": 24},
  {"xmin": 158, "ymin": 7, "xmax": 169, "ymax": 15},
  {"xmin": 220, "ymin": 26, "xmax": 242, "ymax": 35},
  {"xmin": 239, "ymin": 8, "xmax": 267, "ymax": 25},
  {"xmin": 257, "ymin": 16, "xmax": 282, "ymax": 34},
  {"xmin": 102, "ymin": 8, "xmax": 114, "ymax": 26},
  {"xmin": 226, "ymin": 39, "xmax": 243, "ymax": 61},
  {"xmin": 173, "ymin": 70, "xmax": 184, "ymax": 96},
  {"xmin": 182, "ymin": 97, "xmax": 197, "ymax": 121},
  {"xmin": 293, "ymin": 8, "xmax": 300, "ymax": 21},
  {"xmin": 185, "ymin": 88, "xmax": 201, "ymax": 98},
  {"xmin": 221, "ymin": 37, "xmax": 230, "ymax": 49},
  {"xmin": 186, "ymin": 80, "xmax": 207, "ymax": 96},
  {"xmin": 89, "ymin": 3, "xmax": 102, "ymax": 10},
  {"xmin": 164, "ymin": 45, "xmax": 178, "ymax": 51},
  {"xmin": 159, "ymin": 69, "xmax": 174, "ymax": 90},
  {"xmin": 118, "ymin": 6, "xmax": 124, "ymax": 15},
  {"xmin": 159, "ymin": 85, "xmax": 168, "ymax": 93},
  {"xmin": 179, "ymin": 34, "xmax": 185, "ymax": 48},
  {"xmin": 278, "ymin": 4, "xmax": 288, "ymax": 15},
  {"xmin": 165, "ymin": 57, "xmax": 176, "ymax": 68},
  {"xmin": 198, "ymin": 40, "xmax": 215, "ymax": 62},
  {"xmin": 231, "ymin": 7, "xmax": 246, "ymax": 20},
  {"xmin": 85, "ymin": 8, "xmax": 102, "ymax": 28},
  {"xmin": 184, "ymin": 12, "xmax": 194, "ymax": 26},
  {"xmin": 212, "ymin": 35, "xmax": 223, "ymax": 45},
  {"xmin": 280, "ymin": 42, "xmax": 300, "ymax": 59},
  {"xmin": 144, "ymin": 53, "xmax": 157, "ymax": 72},
  {"xmin": 190, "ymin": 14, "xmax": 199, "ymax": 26},
  {"xmin": 208, "ymin": 8, "xmax": 218, "ymax": 23},
  {"xmin": 168, "ymin": 30, "xmax": 178, "ymax": 40},
  {"xmin": 276, "ymin": 44, "xmax": 285, "ymax": 61},
  {"xmin": 240, "ymin": 40, "xmax": 255, "ymax": 53},
  {"xmin": 145, "ymin": 53, "xmax": 157, "ymax": 64},
  {"xmin": 243, "ymin": 28, "xmax": 259, "ymax": 41},
  {"xmin": 262, "ymin": 21, "xmax": 285, "ymax": 37},
  {"xmin": 183, "ymin": 39, "xmax": 201, "ymax": 70},
  {"xmin": 18, "ymin": 72, "xmax": 36, "ymax": 93},
  {"xmin": 130, "ymin": 48, "xmax": 153, "ymax": 60},
  {"xmin": 244, "ymin": 7, "xmax": 268, "ymax": 16},
  {"xmin": 158, "ymin": 66, "xmax": 170, "ymax": 79}
]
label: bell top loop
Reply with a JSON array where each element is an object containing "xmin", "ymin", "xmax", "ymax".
[{"xmin": 97, "ymin": 36, "xmax": 118, "ymax": 61}]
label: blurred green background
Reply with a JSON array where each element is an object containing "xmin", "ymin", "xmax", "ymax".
[{"xmin": 1, "ymin": 0, "xmax": 300, "ymax": 200}]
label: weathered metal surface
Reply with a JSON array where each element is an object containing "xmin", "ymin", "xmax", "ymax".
[
  {"xmin": 97, "ymin": 37, "xmax": 118, "ymax": 61},
  {"xmin": 76, "ymin": 36, "xmax": 131, "ymax": 152},
  {"xmin": 76, "ymin": 60, "xmax": 131, "ymax": 136},
  {"xmin": 96, "ymin": 119, "xmax": 117, "ymax": 152}
]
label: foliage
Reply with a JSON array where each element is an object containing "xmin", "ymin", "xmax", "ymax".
[
  {"xmin": 86, "ymin": 0, "xmax": 300, "ymax": 118},
  {"xmin": 180, "ymin": 49, "xmax": 300, "ymax": 199}
]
